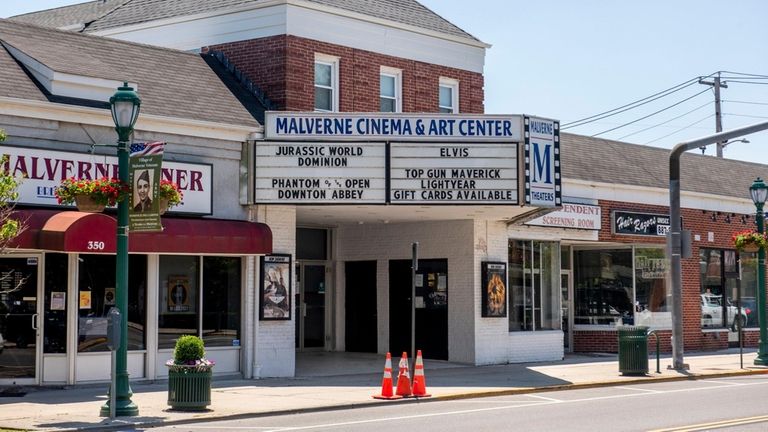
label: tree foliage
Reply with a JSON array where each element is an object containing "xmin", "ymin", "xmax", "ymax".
[{"xmin": 0, "ymin": 129, "xmax": 26, "ymax": 293}]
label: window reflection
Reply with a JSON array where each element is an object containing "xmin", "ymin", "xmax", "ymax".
[{"xmin": 77, "ymin": 254, "xmax": 146, "ymax": 352}]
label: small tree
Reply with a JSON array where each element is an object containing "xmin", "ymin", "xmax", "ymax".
[{"xmin": 0, "ymin": 128, "xmax": 26, "ymax": 294}]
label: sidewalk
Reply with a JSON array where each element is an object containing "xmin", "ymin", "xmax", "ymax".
[{"xmin": 1, "ymin": 350, "xmax": 767, "ymax": 431}]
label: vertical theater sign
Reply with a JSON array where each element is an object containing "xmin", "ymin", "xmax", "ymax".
[{"xmin": 257, "ymin": 112, "xmax": 561, "ymax": 208}]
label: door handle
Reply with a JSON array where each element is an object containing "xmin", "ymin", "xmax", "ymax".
[{"xmin": 31, "ymin": 313, "xmax": 38, "ymax": 330}]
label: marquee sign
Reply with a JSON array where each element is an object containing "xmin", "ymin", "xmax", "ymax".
[
  {"xmin": 524, "ymin": 116, "xmax": 561, "ymax": 208},
  {"xmin": 265, "ymin": 112, "xmax": 523, "ymax": 141},
  {"xmin": 258, "ymin": 112, "xmax": 562, "ymax": 207},
  {"xmin": 389, "ymin": 142, "xmax": 518, "ymax": 204},
  {"xmin": 3, "ymin": 146, "xmax": 212, "ymax": 215},
  {"xmin": 254, "ymin": 141, "xmax": 386, "ymax": 203}
]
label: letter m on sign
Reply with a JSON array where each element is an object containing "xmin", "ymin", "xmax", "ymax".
[{"xmin": 532, "ymin": 142, "xmax": 551, "ymax": 184}]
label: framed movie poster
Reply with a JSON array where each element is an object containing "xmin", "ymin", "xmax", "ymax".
[
  {"xmin": 260, "ymin": 254, "xmax": 291, "ymax": 320},
  {"xmin": 167, "ymin": 276, "xmax": 192, "ymax": 312},
  {"xmin": 481, "ymin": 261, "xmax": 507, "ymax": 318}
]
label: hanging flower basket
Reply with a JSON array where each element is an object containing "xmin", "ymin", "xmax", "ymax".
[
  {"xmin": 74, "ymin": 194, "xmax": 105, "ymax": 213},
  {"xmin": 158, "ymin": 197, "xmax": 169, "ymax": 215},
  {"xmin": 55, "ymin": 177, "xmax": 129, "ymax": 212},
  {"xmin": 731, "ymin": 230, "xmax": 768, "ymax": 253},
  {"xmin": 158, "ymin": 180, "xmax": 183, "ymax": 215}
]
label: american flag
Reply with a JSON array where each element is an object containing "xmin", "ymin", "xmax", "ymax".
[{"xmin": 130, "ymin": 141, "xmax": 165, "ymax": 157}]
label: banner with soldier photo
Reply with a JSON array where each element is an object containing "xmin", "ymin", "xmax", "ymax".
[{"xmin": 129, "ymin": 141, "xmax": 165, "ymax": 232}]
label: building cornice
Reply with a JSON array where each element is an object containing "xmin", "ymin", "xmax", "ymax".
[{"xmin": 0, "ymin": 96, "xmax": 261, "ymax": 142}]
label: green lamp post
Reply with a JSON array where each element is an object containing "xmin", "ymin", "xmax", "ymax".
[
  {"xmin": 749, "ymin": 177, "xmax": 768, "ymax": 365},
  {"xmin": 100, "ymin": 83, "xmax": 141, "ymax": 416}
]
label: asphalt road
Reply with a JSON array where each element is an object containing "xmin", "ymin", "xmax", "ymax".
[{"xmin": 141, "ymin": 375, "xmax": 768, "ymax": 432}]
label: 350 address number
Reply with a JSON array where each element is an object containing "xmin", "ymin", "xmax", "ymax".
[{"xmin": 87, "ymin": 241, "xmax": 106, "ymax": 250}]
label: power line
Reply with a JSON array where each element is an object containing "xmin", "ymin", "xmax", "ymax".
[
  {"xmin": 724, "ymin": 113, "xmax": 768, "ymax": 120},
  {"xmin": 721, "ymin": 76, "xmax": 768, "ymax": 80},
  {"xmin": 617, "ymin": 101, "xmax": 712, "ymax": 140},
  {"xmin": 643, "ymin": 114, "xmax": 714, "ymax": 145},
  {"xmin": 561, "ymin": 76, "xmax": 705, "ymax": 129},
  {"xmin": 721, "ymin": 71, "xmax": 768, "ymax": 79},
  {"xmin": 591, "ymin": 88, "xmax": 711, "ymax": 137},
  {"xmin": 724, "ymin": 100, "xmax": 768, "ymax": 106},
  {"xmin": 727, "ymin": 80, "xmax": 768, "ymax": 85}
]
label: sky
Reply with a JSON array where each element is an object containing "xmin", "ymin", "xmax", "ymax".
[{"xmin": 2, "ymin": 1, "xmax": 768, "ymax": 164}]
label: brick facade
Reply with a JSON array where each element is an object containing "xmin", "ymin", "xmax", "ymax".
[
  {"xmin": 573, "ymin": 199, "xmax": 764, "ymax": 353},
  {"xmin": 203, "ymin": 35, "xmax": 484, "ymax": 113}
]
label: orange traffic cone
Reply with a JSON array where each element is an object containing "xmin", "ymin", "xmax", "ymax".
[
  {"xmin": 373, "ymin": 352, "xmax": 402, "ymax": 400},
  {"xmin": 395, "ymin": 352, "xmax": 412, "ymax": 397},
  {"xmin": 411, "ymin": 350, "xmax": 431, "ymax": 397}
]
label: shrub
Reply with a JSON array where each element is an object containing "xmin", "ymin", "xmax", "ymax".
[{"xmin": 173, "ymin": 335, "xmax": 205, "ymax": 364}]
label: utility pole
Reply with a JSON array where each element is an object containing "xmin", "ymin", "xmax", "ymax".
[{"xmin": 698, "ymin": 72, "xmax": 728, "ymax": 157}]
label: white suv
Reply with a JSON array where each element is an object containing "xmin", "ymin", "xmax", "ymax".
[{"xmin": 701, "ymin": 294, "xmax": 746, "ymax": 329}]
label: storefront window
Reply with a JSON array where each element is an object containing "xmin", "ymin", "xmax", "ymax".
[
  {"xmin": 700, "ymin": 249, "xmax": 745, "ymax": 329},
  {"xmin": 158, "ymin": 255, "xmax": 199, "ymax": 349},
  {"xmin": 44, "ymin": 253, "xmax": 68, "ymax": 353},
  {"xmin": 739, "ymin": 252, "xmax": 758, "ymax": 327},
  {"xmin": 158, "ymin": 256, "xmax": 242, "ymax": 349},
  {"xmin": 202, "ymin": 257, "xmax": 241, "ymax": 347},
  {"xmin": 634, "ymin": 248, "xmax": 670, "ymax": 327},
  {"xmin": 77, "ymin": 254, "xmax": 147, "ymax": 352},
  {"xmin": 574, "ymin": 249, "xmax": 633, "ymax": 326},
  {"xmin": 508, "ymin": 240, "xmax": 560, "ymax": 331}
]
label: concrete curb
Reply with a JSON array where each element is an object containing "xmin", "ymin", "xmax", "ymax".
[{"xmin": 53, "ymin": 368, "xmax": 768, "ymax": 432}]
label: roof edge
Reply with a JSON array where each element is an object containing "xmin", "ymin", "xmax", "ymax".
[{"xmin": 87, "ymin": 0, "xmax": 491, "ymax": 49}]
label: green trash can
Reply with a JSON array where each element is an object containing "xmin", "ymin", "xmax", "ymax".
[{"xmin": 617, "ymin": 325, "xmax": 649, "ymax": 375}]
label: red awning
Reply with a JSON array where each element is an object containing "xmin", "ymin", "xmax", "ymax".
[
  {"xmin": 10, "ymin": 209, "xmax": 272, "ymax": 255},
  {"xmin": 40, "ymin": 211, "xmax": 117, "ymax": 252}
]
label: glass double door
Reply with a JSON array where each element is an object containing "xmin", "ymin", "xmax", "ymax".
[
  {"xmin": 561, "ymin": 270, "xmax": 572, "ymax": 351},
  {"xmin": 0, "ymin": 256, "xmax": 41, "ymax": 382},
  {"xmin": 295, "ymin": 262, "xmax": 327, "ymax": 350}
]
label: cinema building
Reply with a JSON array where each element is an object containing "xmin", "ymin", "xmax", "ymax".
[{"xmin": 1, "ymin": 0, "xmax": 765, "ymax": 386}]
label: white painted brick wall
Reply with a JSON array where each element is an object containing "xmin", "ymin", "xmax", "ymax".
[
  {"xmin": 507, "ymin": 331, "xmax": 563, "ymax": 363},
  {"xmin": 253, "ymin": 205, "xmax": 296, "ymax": 377},
  {"xmin": 336, "ymin": 220, "xmax": 476, "ymax": 363},
  {"xmin": 473, "ymin": 220, "xmax": 510, "ymax": 365},
  {"xmin": 474, "ymin": 222, "xmax": 565, "ymax": 365}
]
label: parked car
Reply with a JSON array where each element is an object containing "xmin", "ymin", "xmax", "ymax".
[
  {"xmin": 738, "ymin": 297, "xmax": 756, "ymax": 327},
  {"xmin": 701, "ymin": 294, "xmax": 747, "ymax": 329}
]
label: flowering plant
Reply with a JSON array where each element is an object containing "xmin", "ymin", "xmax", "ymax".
[
  {"xmin": 54, "ymin": 177, "xmax": 129, "ymax": 206},
  {"xmin": 166, "ymin": 335, "xmax": 214, "ymax": 373},
  {"xmin": 731, "ymin": 230, "xmax": 768, "ymax": 251},
  {"xmin": 158, "ymin": 180, "xmax": 183, "ymax": 207},
  {"xmin": 165, "ymin": 358, "xmax": 216, "ymax": 373}
]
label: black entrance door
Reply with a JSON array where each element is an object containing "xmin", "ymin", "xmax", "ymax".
[
  {"xmin": 344, "ymin": 261, "xmax": 377, "ymax": 353},
  {"xmin": 389, "ymin": 259, "xmax": 448, "ymax": 360},
  {"xmin": 0, "ymin": 257, "xmax": 39, "ymax": 380}
]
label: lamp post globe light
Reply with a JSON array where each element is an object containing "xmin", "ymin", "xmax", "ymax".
[
  {"xmin": 749, "ymin": 177, "xmax": 768, "ymax": 366},
  {"xmin": 100, "ymin": 82, "xmax": 141, "ymax": 417}
]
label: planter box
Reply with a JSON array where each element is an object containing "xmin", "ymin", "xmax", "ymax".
[{"xmin": 167, "ymin": 367, "xmax": 212, "ymax": 411}]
